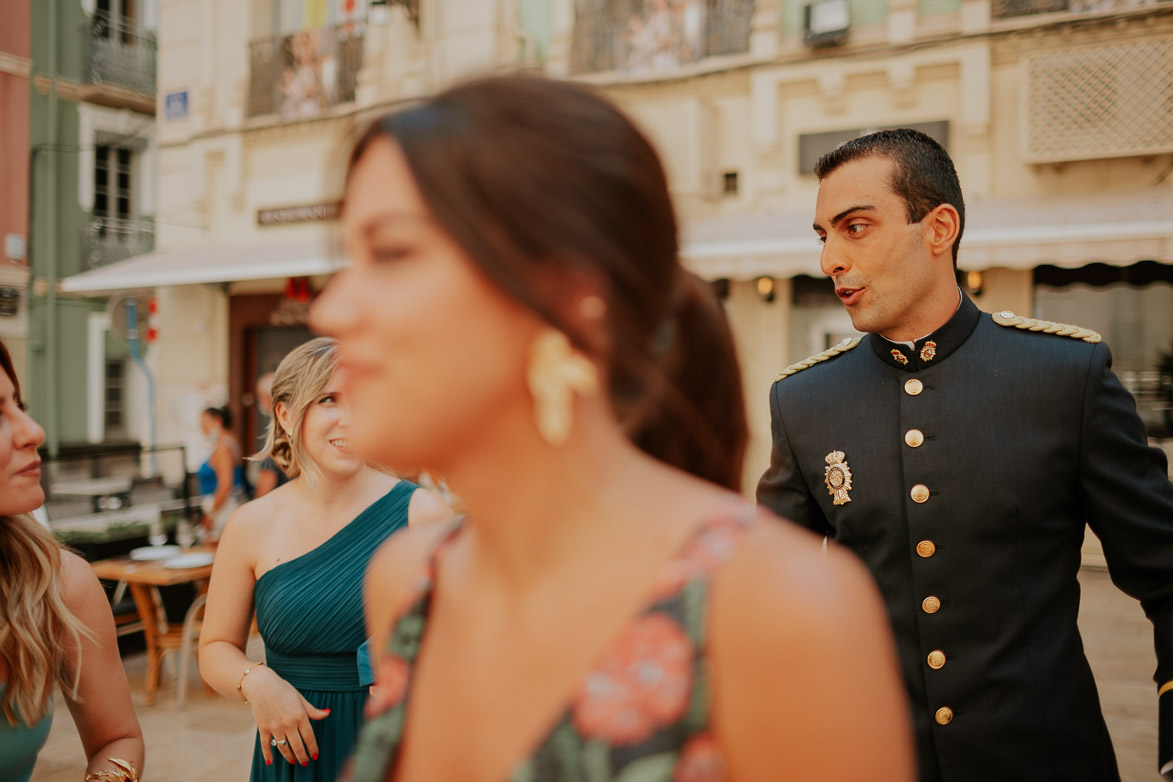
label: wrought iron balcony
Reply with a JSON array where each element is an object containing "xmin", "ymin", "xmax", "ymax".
[
  {"xmin": 84, "ymin": 12, "xmax": 157, "ymax": 96},
  {"xmin": 569, "ymin": 0, "xmax": 754, "ymax": 76},
  {"xmin": 81, "ymin": 218, "xmax": 155, "ymax": 270},
  {"xmin": 247, "ymin": 23, "xmax": 365, "ymax": 120}
]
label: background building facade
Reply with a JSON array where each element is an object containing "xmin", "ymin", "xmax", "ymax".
[
  {"xmin": 0, "ymin": 0, "xmax": 32, "ymax": 385},
  {"xmin": 26, "ymin": 0, "xmax": 158, "ymax": 454},
  {"xmin": 60, "ymin": 0, "xmax": 1173, "ymax": 488}
]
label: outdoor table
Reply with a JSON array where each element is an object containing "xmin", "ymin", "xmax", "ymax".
[{"xmin": 89, "ymin": 548, "xmax": 215, "ymax": 704}]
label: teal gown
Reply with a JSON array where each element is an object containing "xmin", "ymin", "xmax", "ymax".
[{"xmin": 250, "ymin": 481, "xmax": 417, "ymax": 782}]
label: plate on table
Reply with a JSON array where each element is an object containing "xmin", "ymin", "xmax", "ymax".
[
  {"xmin": 162, "ymin": 552, "xmax": 214, "ymax": 569},
  {"xmin": 130, "ymin": 545, "xmax": 180, "ymax": 561}
]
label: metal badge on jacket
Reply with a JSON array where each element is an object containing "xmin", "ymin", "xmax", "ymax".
[{"xmin": 824, "ymin": 451, "xmax": 853, "ymax": 505}]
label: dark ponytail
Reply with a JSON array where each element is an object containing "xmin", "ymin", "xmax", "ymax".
[
  {"xmin": 345, "ymin": 74, "xmax": 748, "ymax": 490},
  {"xmin": 615, "ymin": 273, "xmax": 747, "ymax": 490},
  {"xmin": 203, "ymin": 406, "xmax": 232, "ymax": 429}
]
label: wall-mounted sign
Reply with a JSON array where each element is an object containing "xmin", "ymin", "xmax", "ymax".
[
  {"xmin": 164, "ymin": 90, "xmax": 189, "ymax": 121},
  {"xmin": 257, "ymin": 201, "xmax": 342, "ymax": 226},
  {"xmin": 798, "ymin": 121, "xmax": 950, "ymax": 175},
  {"xmin": 4, "ymin": 234, "xmax": 26, "ymax": 261}
]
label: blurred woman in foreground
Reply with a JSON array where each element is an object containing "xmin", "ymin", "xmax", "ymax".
[
  {"xmin": 312, "ymin": 75, "xmax": 914, "ymax": 781},
  {"xmin": 198, "ymin": 337, "xmax": 450, "ymax": 782},
  {"xmin": 0, "ymin": 338, "xmax": 143, "ymax": 782}
]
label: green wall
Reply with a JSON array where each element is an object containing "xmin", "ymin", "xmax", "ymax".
[
  {"xmin": 27, "ymin": 0, "xmax": 111, "ymax": 449},
  {"xmin": 520, "ymin": 0, "xmax": 555, "ymax": 65},
  {"xmin": 784, "ymin": 0, "xmax": 891, "ymax": 36},
  {"xmin": 783, "ymin": 0, "xmax": 960, "ymax": 36},
  {"xmin": 26, "ymin": 297, "xmax": 105, "ymax": 442},
  {"xmin": 918, "ymin": 0, "xmax": 962, "ymax": 16},
  {"xmin": 30, "ymin": 0, "xmax": 87, "ymax": 83}
]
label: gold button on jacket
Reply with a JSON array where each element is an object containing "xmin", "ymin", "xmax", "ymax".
[
  {"xmin": 905, "ymin": 378, "xmax": 924, "ymax": 396},
  {"xmin": 928, "ymin": 650, "xmax": 947, "ymax": 669},
  {"xmin": 905, "ymin": 429, "xmax": 925, "ymax": 447},
  {"xmin": 916, "ymin": 540, "xmax": 936, "ymax": 558},
  {"xmin": 922, "ymin": 596, "xmax": 941, "ymax": 613},
  {"xmin": 911, "ymin": 484, "xmax": 931, "ymax": 503},
  {"xmin": 935, "ymin": 707, "xmax": 954, "ymax": 725}
]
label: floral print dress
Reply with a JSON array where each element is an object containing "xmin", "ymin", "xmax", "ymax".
[{"xmin": 346, "ymin": 507, "xmax": 755, "ymax": 782}]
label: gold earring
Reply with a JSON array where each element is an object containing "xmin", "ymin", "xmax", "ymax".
[{"xmin": 526, "ymin": 329, "xmax": 599, "ymax": 447}]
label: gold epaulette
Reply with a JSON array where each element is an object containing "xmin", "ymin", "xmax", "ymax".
[
  {"xmin": 774, "ymin": 337, "xmax": 863, "ymax": 381},
  {"xmin": 991, "ymin": 311, "xmax": 1102, "ymax": 344}
]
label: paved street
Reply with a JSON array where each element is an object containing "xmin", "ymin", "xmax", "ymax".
[
  {"xmin": 32, "ymin": 567, "xmax": 1162, "ymax": 781},
  {"xmin": 31, "ymin": 638, "xmax": 260, "ymax": 782},
  {"xmin": 1080, "ymin": 566, "xmax": 1161, "ymax": 782}
]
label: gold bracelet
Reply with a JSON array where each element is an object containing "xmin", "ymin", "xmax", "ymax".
[
  {"xmin": 84, "ymin": 758, "xmax": 138, "ymax": 782},
  {"xmin": 1159, "ymin": 680, "xmax": 1173, "ymax": 698},
  {"xmin": 237, "ymin": 661, "xmax": 265, "ymax": 704}
]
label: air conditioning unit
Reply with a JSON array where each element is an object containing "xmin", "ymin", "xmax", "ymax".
[{"xmin": 804, "ymin": 0, "xmax": 850, "ymax": 48}]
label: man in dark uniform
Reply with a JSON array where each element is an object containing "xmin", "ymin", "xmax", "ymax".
[{"xmin": 757, "ymin": 128, "xmax": 1173, "ymax": 782}]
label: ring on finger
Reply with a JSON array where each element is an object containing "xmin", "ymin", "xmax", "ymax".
[{"xmin": 270, "ymin": 738, "xmax": 288, "ymax": 747}]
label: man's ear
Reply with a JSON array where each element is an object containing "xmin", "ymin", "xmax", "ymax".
[{"xmin": 923, "ymin": 204, "xmax": 961, "ymax": 260}]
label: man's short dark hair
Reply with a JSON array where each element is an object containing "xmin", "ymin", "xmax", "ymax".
[{"xmin": 814, "ymin": 128, "xmax": 965, "ymax": 266}]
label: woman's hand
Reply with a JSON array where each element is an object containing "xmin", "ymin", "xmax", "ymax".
[{"xmin": 243, "ymin": 666, "xmax": 331, "ymax": 767}]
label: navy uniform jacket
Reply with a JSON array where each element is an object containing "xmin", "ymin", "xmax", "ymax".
[{"xmin": 757, "ymin": 293, "xmax": 1173, "ymax": 782}]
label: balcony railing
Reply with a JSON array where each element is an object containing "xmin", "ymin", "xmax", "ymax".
[
  {"xmin": 993, "ymin": 0, "xmax": 1172, "ymax": 20},
  {"xmin": 84, "ymin": 12, "xmax": 157, "ymax": 96},
  {"xmin": 569, "ymin": 0, "xmax": 755, "ymax": 76},
  {"xmin": 81, "ymin": 218, "xmax": 155, "ymax": 270},
  {"xmin": 247, "ymin": 23, "xmax": 365, "ymax": 120}
]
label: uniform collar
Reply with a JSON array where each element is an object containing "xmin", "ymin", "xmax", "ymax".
[{"xmin": 867, "ymin": 291, "xmax": 981, "ymax": 372}]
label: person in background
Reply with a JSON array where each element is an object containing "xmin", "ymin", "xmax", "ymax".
[
  {"xmin": 311, "ymin": 74, "xmax": 914, "ymax": 782},
  {"xmin": 254, "ymin": 372, "xmax": 289, "ymax": 498},
  {"xmin": 757, "ymin": 128, "xmax": 1173, "ymax": 781},
  {"xmin": 198, "ymin": 406, "xmax": 249, "ymax": 542},
  {"xmin": 198, "ymin": 337, "xmax": 451, "ymax": 782},
  {"xmin": 0, "ymin": 338, "xmax": 144, "ymax": 782}
]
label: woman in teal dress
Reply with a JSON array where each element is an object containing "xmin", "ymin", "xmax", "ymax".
[
  {"xmin": 198, "ymin": 337, "xmax": 451, "ymax": 781},
  {"xmin": 0, "ymin": 338, "xmax": 143, "ymax": 782}
]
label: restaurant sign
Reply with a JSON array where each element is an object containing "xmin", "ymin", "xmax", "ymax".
[{"xmin": 257, "ymin": 201, "xmax": 342, "ymax": 226}]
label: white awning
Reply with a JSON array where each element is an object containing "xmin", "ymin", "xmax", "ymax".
[
  {"xmin": 60, "ymin": 241, "xmax": 347, "ymax": 294},
  {"xmin": 681, "ymin": 187, "xmax": 1173, "ymax": 280},
  {"xmin": 62, "ymin": 188, "xmax": 1173, "ymax": 293}
]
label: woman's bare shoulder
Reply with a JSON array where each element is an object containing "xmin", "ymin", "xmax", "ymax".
[
  {"xmin": 224, "ymin": 490, "xmax": 281, "ymax": 535},
  {"xmin": 58, "ymin": 548, "xmax": 113, "ymax": 622},
  {"xmin": 406, "ymin": 485, "xmax": 454, "ymax": 526},
  {"xmin": 217, "ymin": 489, "xmax": 298, "ymax": 559},
  {"xmin": 706, "ymin": 509, "xmax": 915, "ymax": 779},
  {"xmin": 365, "ymin": 519, "xmax": 458, "ymax": 606},
  {"xmin": 718, "ymin": 508, "xmax": 879, "ymax": 623}
]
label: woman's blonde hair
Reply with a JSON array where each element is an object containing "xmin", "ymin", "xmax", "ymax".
[
  {"xmin": 0, "ymin": 339, "xmax": 90, "ymax": 726},
  {"xmin": 0, "ymin": 515, "xmax": 91, "ymax": 725},
  {"xmin": 255, "ymin": 337, "xmax": 340, "ymax": 483}
]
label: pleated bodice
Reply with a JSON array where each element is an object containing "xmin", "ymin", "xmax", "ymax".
[{"xmin": 250, "ymin": 480, "xmax": 416, "ymax": 782}]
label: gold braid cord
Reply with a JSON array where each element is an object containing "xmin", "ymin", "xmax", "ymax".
[
  {"xmin": 775, "ymin": 337, "xmax": 863, "ymax": 381},
  {"xmin": 991, "ymin": 311, "xmax": 1102, "ymax": 344}
]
